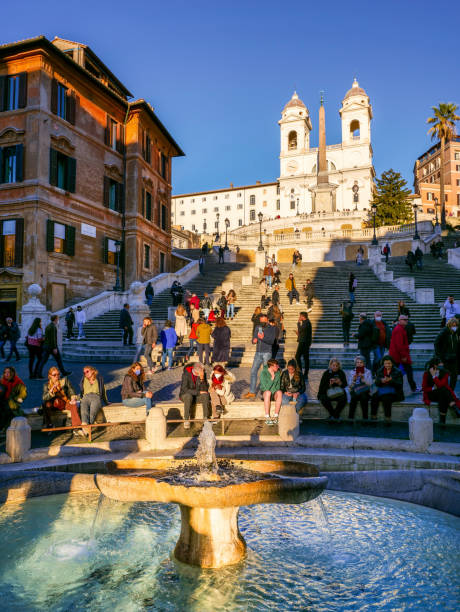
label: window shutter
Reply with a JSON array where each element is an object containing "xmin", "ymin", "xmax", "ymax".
[
  {"xmin": 15, "ymin": 144, "xmax": 24, "ymax": 182},
  {"xmin": 66, "ymin": 91, "xmax": 76, "ymax": 125},
  {"xmin": 66, "ymin": 156, "xmax": 76, "ymax": 193},
  {"xmin": 141, "ymin": 189, "xmax": 145, "ymax": 216},
  {"xmin": 116, "ymin": 124, "xmax": 125, "ymax": 154},
  {"xmin": 65, "ymin": 224, "xmax": 76, "ymax": 256},
  {"xmin": 46, "ymin": 220, "xmax": 55, "ymax": 252},
  {"xmin": 103, "ymin": 237, "xmax": 109, "ymax": 263},
  {"xmin": 0, "ymin": 222, "xmax": 4, "ymax": 266},
  {"xmin": 14, "ymin": 218, "xmax": 24, "ymax": 267},
  {"xmin": 118, "ymin": 183, "xmax": 125, "ymax": 213},
  {"xmin": 0, "ymin": 76, "xmax": 5, "ymax": 112},
  {"xmin": 104, "ymin": 115, "xmax": 110, "ymax": 146},
  {"xmin": 156, "ymin": 199, "xmax": 161, "ymax": 226},
  {"xmin": 49, "ymin": 148, "xmax": 58, "ymax": 186},
  {"xmin": 103, "ymin": 176, "xmax": 110, "ymax": 207},
  {"xmin": 51, "ymin": 78, "xmax": 58, "ymax": 115},
  {"xmin": 18, "ymin": 72, "xmax": 27, "ymax": 109}
]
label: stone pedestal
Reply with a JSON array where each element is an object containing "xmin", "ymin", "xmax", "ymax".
[
  {"xmin": 409, "ymin": 407, "xmax": 433, "ymax": 452},
  {"xmin": 368, "ymin": 245, "xmax": 382, "ymax": 265},
  {"xmin": 393, "ymin": 277, "xmax": 415, "ymax": 296},
  {"xmin": 167, "ymin": 306, "xmax": 177, "ymax": 322},
  {"xmin": 6, "ymin": 417, "xmax": 31, "ymax": 462},
  {"xmin": 278, "ymin": 403, "xmax": 299, "ymax": 441},
  {"xmin": 145, "ymin": 406, "xmax": 167, "ymax": 450},
  {"xmin": 415, "ymin": 288, "xmax": 435, "ymax": 304},
  {"xmin": 19, "ymin": 284, "xmax": 50, "ymax": 346},
  {"xmin": 255, "ymin": 250, "xmax": 266, "ymax": 270},
  {"xmin": 128, "ymin": 281, "xmax": 151, "ymax": 331}
]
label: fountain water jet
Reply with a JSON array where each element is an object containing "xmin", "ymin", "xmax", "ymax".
[{"xmin": 95, "ymin": 425, "xmax": 327, "ymax": 568}]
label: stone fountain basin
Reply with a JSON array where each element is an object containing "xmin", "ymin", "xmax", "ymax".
[{"xmin": 95, "ymin": 459, "xmax": 327, "ymax": 507}]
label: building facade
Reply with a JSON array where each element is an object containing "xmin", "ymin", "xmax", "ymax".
[
  {"xmin": 172, "ymin": 79, "xmax": 375, "ymax": 233},
  {"xmin": 413, "ymin": 136, "xmax": 460, "ymax": 219},
  {"xmin": 0, "ymin": 36, "xmax": 183, "ymax": 318}
]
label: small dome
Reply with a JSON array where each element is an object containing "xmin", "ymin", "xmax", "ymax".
[
  {"xmin": 283, "ymin": 91, "xmax": 307, "ymax": 112},
  {"xmin": 344, "ymin": 78, "xmax": 367, "ymax": 100}
]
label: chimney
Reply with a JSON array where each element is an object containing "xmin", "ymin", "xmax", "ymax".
[{"xmin": 256, "ymin": 180, "xmax": 261, "ymax": 185}]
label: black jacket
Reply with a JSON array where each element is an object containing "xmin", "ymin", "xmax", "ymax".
[
  {"xmin": 119, "ymin": 308, "xmax": 133, "ymax": 329},
  {"xmin": 357, "ymin": 319, "xmax": 374, "ymax": 350},
  {"xmin": 180, "ymin": 365, "xmax": 209, "ymax": 397},
  {"xmin": 374, "ymin": 364, "xmax": 404, "ymax": 401},
  {"xmin": 252, "ymin": 323, "xmax": 277, "ymax": 353},
  {"xmin": 280, "ymin": 370, "xmax": 306, "ymax": 394},
  {"xmin": 200, "ymin": 296, "xmax": 213, "ymax": 309},
  {"xmin": 317, "ymin": 369, "xmax": 347, "ymax": 399},
  {"xmin": 435, "ymin": 327, "xmax": 459, "ymax": 362},
  {"xmin": 272, "ymin": 289, "xmax": 280, "ymax": 305},
  {"xmin": 297, "ymin": 319, "xmax": 312, "ymax": 346},
  {"xmin": 371, "ymin": 320, "xmax": 392, "ymax": 349},
  {"xmin": 304, "ymin": 283, "xmax": 315, "ymax": 298}
]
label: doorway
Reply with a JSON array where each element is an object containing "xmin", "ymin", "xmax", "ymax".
[{"xmin": 51, "ymin": 283, "xmax": 66, "ymax": 311}]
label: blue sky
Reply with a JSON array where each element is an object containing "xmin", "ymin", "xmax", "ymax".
[{"xmin": 3, "ymin": 0, "xmax": 459, "ymax": 194}]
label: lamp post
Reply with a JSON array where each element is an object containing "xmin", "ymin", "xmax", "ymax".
[
  {"xmin": 257, "ymin": 212, "xmax": 264, "ymax": 251},
  {"xmin": 216, "ymin": 212, "xmax": 220, "ymax": 242},
  {"xmin": 113, "ymin": 239, "xmax": 122, "ymax": 292},
  {"xmin": 371, "ymin": 203, "xmax": 378, "ymax": 245},
  {"xmin": 224, "ymin": 217, "xmax": 230, "ymax": 250},
  {"xmin": 434, "ymin": 196, "xmax": 440, "ymax": 229},
  {"xmin": 296, "ymin": 197, "xmax": 299, "ymax": 215},
  {"xmin": 413, "ymin": 202, "xmax": 420, "ymax": 240}
]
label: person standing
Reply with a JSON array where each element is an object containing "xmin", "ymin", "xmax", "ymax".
[
  {"xmin": 79, "ymin": 366, "xmax": 109, "ymax": 435},
  {"xmin": 244, "ymin": 313, "xmax": 277, "ymax": 398},
  {"xmin": 196, "ymin": 317, "xmax": 212, "ymax": 366},
  {"xmin": 382, "ymin": 243, "xmax": 391, "ymax": 263},
  {"xmin": 211, "ymin": 318, "xmax": 231, "ymax": 365},
  {"xmin": 199, "ymin": 254, "xmax": 205, "ymax": 275},
  {"xmin": 340, "ymin": 300, "xmax": 354, "ymax": 347},
  {"xmin": 268, "ymin": 317, "xmax": 280, "ymax": 360},
  {"xmin": 218, "ymin": 245, "xmax": 225, "ymax": 264},
  {"xmin": 160, "ymin": 320, "xmax": 177, "ymax": 370},
  {"xmin": 2, "ymin": 317, "xmax": 20, "ymax": 362},
  {"xmin": 36, "ymin": 315, "xmax": 71, "ymax": 378},
  {"xmin": 371, "ymin": 310, "xmax": 391, "ymax": 373},
  {"xmin": 348, "ymin": 273, "xmax": 357, "ymax": 305},
  {"xmin": 405, "ymin": 250, "xmax": 415, "ymax": 273},
  {"xmin": 304, "ymin": 279, "xmax": 315, "ymax": 312},
  {"xmin": 260, "ymin": 359, "xmax": 282, "ymax": 425},
  {"xmin": 179, "ymin": 362, "xmax": 211, "ymax": 428},
  {"xmin": 285, "ymin": 273, "xmax": 300, "ymax": 305},
  {"xmin": 25, "ymin": 317, "xmax": 43, "ymax": 379},
  {"xmin": 434, "ymin": 318, "xmax": 459, "ymax": 391},
  {"xmin": 65, "ymin": 308, "xmax": 75, "ymax": 340},
  {"xmin": 75, "ymin": 305, "xmax": 86, "ymax": 340},
  {"xmin": 280, "ymin": 359, "xmax": 308, "ymax": 414},
  {"xmin": 354, "ymin": 313, "xmax": 373, "ymax": 371},
  {"xmin": 119, "ymin": 303, "xmax": 134, "ymax": 346},
  {"xmin": 217, "ymin": 292, "xmax": 227, "ymax": 318},
  {"xmin": 226, "ymin": 290, "xmax": 237, "ymax": 320},
  {"xmin": 259, "ymin": 278, "xmax": 267, "ymax": 308},
  {"xmin": 272, "ymin": 285, "xmax": 280, "ymax": 308},
  {"xmin": 389, "ymin": 314, "xmax": 419, "ymax": 393},
  {"xmin": 187, "ymin": 320, "xmax": 199, "ymax": 359},
  {"xmin": 263, "ymin": 263, "xmax": 273, "ymax": 289},
  {"xmin": 295, "ymin": 312, "xmax": 312, "ymax": 380},
  {"xmin": 136, "ymin": 317, "xmax": 158, "ymax": 374},
  {"xmin": 397, "ymin": 300, "xmax": 410, "ymax": 318},
  {"xmin": 415, "ymin": 246, "xmax": 424, "ymax": 270},
  {"xmin": 200, "ymin": 293, "xmax": 213, "ymax": 321},
  {"xmin": 251, "ymin": 306, "xmax": 262, "ymax": 335},
  {"xmin": 174, "ymin": 305, "xmax": 188, "ymax": 345},
  {"xmin": 145, "ymin": 282, "xmax": 154, "ymax": 306}
]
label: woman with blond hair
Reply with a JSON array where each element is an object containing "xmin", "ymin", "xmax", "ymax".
[
  {"xmin": 226, "ymin": 290, "xmax": 237, "ymax": 320},
  {"xmin": 42, "ymin": 367, "xmax": 82, "ymax": 433},
  {"xmin": 121, "ymin": 362, "xmax": 153, "ymax": 414},
  {"xmin": 79, "ymin": 365, "xmax": 108, "ymax": 433},
  {"xmin": 317, "ymin": 358, "xmax": 348, "ymax": 421},
  {"xmin": 175, "ymin": 304, "xmax": 188, "ymax": 345}
]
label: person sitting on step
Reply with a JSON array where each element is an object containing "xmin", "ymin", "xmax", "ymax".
[
  {"xmin": 121, "ymin": 362, "xmax": 153, "ymax": 415},
  {"xmin": 42, "ymin": 367, "xmax": 83, "ymax": 435},
  {"xmin": 370, "ymin": 355, "xmax": 404, "ymax": 425},
  {"xmin": 79, "ymin": 365, "xmax": 108, "ymax": 436},
  {"xmin": 422, "ymin": 357, "xmax": 460, "ymax": 425},
  {"xmin": 179, "ymin": 362, "xmax": 211, "ymax": 429},
  {"xmin": 347, "ymin": 355, "xmax": 373, "ymax": 422},
  {"xmin": 208, "ymin": 364, "xmax": 235, "ymax": 419},
  {"xmin": 260, "ymin": 358, "xmax": 282, "ymax": 426},
  {"xmin": 317, "ymin": 358, "xmax": 348, "ymax": 422},
  {"xmin": 0, "ymin": 366, "xmax": 27, "ymax": 431},
  {"xmin": 280, "ymin": 359, "xmax": 308, "ymax": 415}
]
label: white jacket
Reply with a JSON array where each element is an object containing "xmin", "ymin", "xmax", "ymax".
[
  {"xmin": 443, "ymin": 299, "xmax": 460, "ymax": 320},
  {"xmin": 75, "ymin": 310, "xmax": 87, "ymax": 324},
  {"xmin": 209, "ymin": 371, "xmax": 235, "ymax": 404},
  {"xmin": 347, "ymin": 367, "xmax": 373, "ymax": 393}
]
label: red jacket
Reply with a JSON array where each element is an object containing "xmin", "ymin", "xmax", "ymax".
[
  {"xmin": 189, "ymin": 322, "xmax": 199, "ymax": 340},
  {"xmin": 189, "ymin": 296, "xmax": 200, "ymax": 310},
  {"xmin": 389, "ymin": 324, "xmax": 411, "ymax": 365},
  {"xmin": 422, "ymin": 370, "xmax": 460, "ymax": 407}
]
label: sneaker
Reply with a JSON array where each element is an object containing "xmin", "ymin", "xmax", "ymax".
[
  {"xmin": 413, "ymin": 387, "xmax": 422, "ymax": 393},
  {"xmin": 265, "ymin": 417, "xmax": 273, "ymax": 426},
  {"xmin": 272, "ymin": 416, "xmax": 279, "ymax": 425},
  {"xmin": 243, "ymin": 392, "xmax": 256, "ymax": 399}
]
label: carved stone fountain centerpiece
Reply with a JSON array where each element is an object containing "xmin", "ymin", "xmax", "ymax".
[{"xmin": 95, "ymin": 424, "xmax": 327, "ymax": 568}]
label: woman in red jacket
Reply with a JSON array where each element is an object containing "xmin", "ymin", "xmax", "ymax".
[
  {"xmin": 186, "ymin": 321, "xmax": 199, "ymax": 359},
  {"xmin": 422, "ymin": 357, "xmax": 460, "ymax": 424}
]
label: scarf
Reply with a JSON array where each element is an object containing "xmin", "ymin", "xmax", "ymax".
[
  {"xmin": 0, "ymin": 375, "xmax": 23, "ymax": 399},
  {"xmin": 355, "ymin": 366, "xmax": 365, "ymax": 375},
  {"xmin": 383, "ymin": 366, "xmax": 392, "ymax": 379},
  {"xmin": 211, "ymin": 373, "xmax": 225, "ymax": 390}
]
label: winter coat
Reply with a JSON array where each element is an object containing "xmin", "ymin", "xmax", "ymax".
[
  {"xmin": 304, "ymin": 283, "xmax": 315, "ymax": 298},
  {"xmin": 252, "ymin": 323, "xmax": 277, "ymax": 353},
  {"xmin": 42, "ymin": 377, "xmax": 76, "ymax": 404},
  {"xmin": 373, "ymin": 364, "xmax": 404, "ymax": 401},
  {"xmin": 0, "ymin": 374, "xmax": 27, "ymax": 412},
  {"xmin": 422, "ymin": 368, "xmax": 460, "ymax": 407},
  {"xmin": 189, "ymin": 322, "xmax": 199, "ymax": 340},
  {"xmin": 317, "ymin": 369, "xmax": 347, "ymax": 400},
  {"xmin": 371, "ymin": 320, "xmax": 392, "ymax": 349},
  {"xmin": 174, "ymin": 313, "xmax": 188, "ymax": 337},
  {"xmin": 434, "ymin": 327, "xmax": 459, "ymax": 362},
  {"xmin": 189, "ymin": 296, "xmax": 200, "ymax": 310},
  {"xmin": 340, "ymin": 303, "xmax": 354, "ymax": 322},
  {"xmin": 180, "ymin": 365, "xmax": 209, "ymax": 398},
  {"xmin": 347, "ymin": 368, "xmax": 373, "ymax": 393},
  {"xmin": 196, "ymin": 323, "xmax": 212, "ymax": 345},
  {"xmin": 297, "ymin": 319, "xmax": 312, "ymax": 346},
  {"xmin": 200, "ymin": 296, "xmax": 212, "ymax": 309},
  {"xmin": 119, "ymin": 308, "xmax": 133, "ymax": 329},
  {"xmin": 389, "ymin": 324, "xmax": 412, "ymax": 365},
  {"xmin": 211, "ymin": 326, "xmax": 231, "ymax": 362},
  {"xmin": 145, "ymin": 284, "xmax": 154, "ymax": 298},
  {"xmin": 160, "ymin": 327, "xmax": 177, "ymax": 349},
  {"xmin": 43, "ymin": 322, "xmax": 58, "ymax": 349},
  {"xmin": 209, "ymin": 371, "xmax": 235, "ymax": 404},
  {"xmin": 272, "ymin": 289, "xmax": 280, "ymax": 306},
  {"xmin": 280, "ymin": 370, "xmax": 306, "ymax": 394},
  {"xmin": 260, "ymin": 366, "xmax": 281, "ymax": 393},
  {"xmin": 121, "ymin": 374, "xmax": 145, "ymax": 400},
  {"xmin": 3, "ymin": 322, "xmax": 20, "ymax": 341},
  {"xmin": 142, "ymin": 323, "xmax": 158, "ymax": 345},
  {"xmin": 65, "ymin": 311, "xmax": 75, "ymax": 325},
  {"xmin": 79, "ymin": 374, "xmax": 108, "ymax": 405},
  {"xmin": 357, "ymin": 319, "xmax": 373, "ymax": 351}
]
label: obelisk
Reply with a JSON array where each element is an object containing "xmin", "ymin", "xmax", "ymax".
[
  {"xmin": 317, "ymin": 93, "xmax": 328, "ymax": 186},
  {"xmin": 309, "ymin": 93, "xmax": 337, "ymax": 212}
]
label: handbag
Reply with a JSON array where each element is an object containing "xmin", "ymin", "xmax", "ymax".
[
  {"xmin": 352, "ymin": 383, "xmax": 370, "ymax": 395},
  {"xmin": 327, "ymin": 386, "xmax": 345, "ymax": 400},
  {"xmin": 378, "ymin": 386, "xmax": 396, "ymax": 396}
]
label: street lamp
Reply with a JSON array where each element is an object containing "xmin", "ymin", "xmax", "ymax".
[
  {"xmin": 434, "ymin": 197, "xmax": 440, "ymax": 229},
  {"xmin": 113, "ymin": 239, "xmax": 122, "ymax": 292},
  {"xmin": 257, "ymin": 212, "xmax": 264, "ymax": 251},
  {"xmin": 224, "ymin": 217, "xmax": 230, "ymax": 250},
  {"xmin": 413, "ymin": 202, "xmax": 420, "ymax": 240},
  {"xmin": 216, "ymin": 212, "xmax": 220, "ymax": 242},
  {"xmin": 371, "ymin": 203, "xmax": 378, "ymax": 245},
  {"xmin": 296, "ymin": 197, "xmax": 299, "ymax": 215}
]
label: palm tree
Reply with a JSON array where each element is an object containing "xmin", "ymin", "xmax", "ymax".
[{"xmin": 427, "ymin": 103, "xmax": 460, "ymax": 229}]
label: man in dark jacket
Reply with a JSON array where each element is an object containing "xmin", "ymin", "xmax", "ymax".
[
  {"xmin": 119, "ymin": 303, "xmax": 134, "ymax": 345},
  {"xmin": 271, "ymin": 285, "xmax": 280, "ymax": 307},
  {"xmin": 244, "ymin": 314, "xmax": 277, "ymax": 398},
  {"xmin": 136, "ymin": 317, "xmax": 158, "ymax": 373},
  {"xmin": 435, "ymin": 318, "xmax": 459, "ymax": 390},
  {"xmin": 340, "ymin": 301, "xmax": 354, "ymax": 347},
  {"xmin": 370, "ymin": 310, "xmax": 392, "ymax": 373},
  {"xmin": 303, "ymin": 279, "xmax": 315, "ymax": 312},
  {"xmin": 354, "ymin": 313, "xmax": 373, "ymax": 370},
  {"xmin": 295, "ymin": 312, "xmax": 312, "ymax": 380},
  {"xmin": 2, "ymin": 317, "xmax": 20, "ymax": 361},
  {"xmin": 65, "ymin": 308, "xmax": 75, "ymax": 340},
  {"xmin": 179, "ymin": 362, "xmax": 211, "ymax": 428},
  {"xmin": 218, "ymin": 245, "xmax": 225, "ymax": 264},
  {"xmin": 36, "ymin": 315, "xmax": 71, "ymax": 378}
]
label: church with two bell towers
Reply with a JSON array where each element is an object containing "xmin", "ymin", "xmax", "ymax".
[{"xmin": 172, "ymin": 79, "xmax": 375, "ymax": 232}]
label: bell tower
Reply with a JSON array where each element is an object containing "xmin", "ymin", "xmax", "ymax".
[
  {"xmin": 339, "ymin": 78, "xmax": 372, "ymax": 145},
  {"xmin": 279, "ymin": 91, "xmax": 312, "ymax": 178}
]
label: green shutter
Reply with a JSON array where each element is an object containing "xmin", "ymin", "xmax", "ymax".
[
  {"xmin": 103, "ymin": 176, "xmax": 110, "ymax": 207},
  {"xmin": 49, "ymin": 148, "xmax": 58, "ymax": 186},
  {"xmin": 46, "ymin": 219, "xmax": 55, "ymax": 252},
  {"xmin": 51, "ymin": 78, "xmax": 58, "ymax": 115},
  {"xmin": 103, "ymin": 237, "xmax": 109, "ymax": 263},
  {"xmin": 14, "ymin": 218, "xmax": 24, "ymax": 267},
  {"xmin": 66, "ymin": 156, "xmax": 76, "ymax": 193},
  {"xmin": 15, "ymin": 144, "xmax": 24, "ymax": 182},
  {"xmin": 66, "ymin": 91, "xmax": 76, "ymax": 125},
  {"xmin": 65, "ymin": 224, "xmax": 75, "ymax": 256},
  {"xmin": 118, "ymin": 183, "xmax": 125, "ymax": 213},
  {"xmin": 18, "ymin": 72, "xmax": 27, "ymax": 109}
]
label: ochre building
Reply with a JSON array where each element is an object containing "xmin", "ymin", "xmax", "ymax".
[{"xmin": 0, "ymin": 36, "xmax": 183, "ymax": 318}]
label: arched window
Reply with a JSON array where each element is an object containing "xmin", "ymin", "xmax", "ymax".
[
  {"xmin": 288, "ymin": 131, "xmax": 297, "ymax": 150},
  {"xmin": 250, "ymin": 210, "xmax": 256, "ymax": 221},
  {"xmin": 350, "ymin": 120, "xmax": 360, "ymax": 139}
]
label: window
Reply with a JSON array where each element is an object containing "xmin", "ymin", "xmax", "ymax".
[
  {"xmin": 290, "ymin": 201, "xmax": 295, "ymax": 210},
  {"xmin": 0, "ymin": 145, "xmax": 23, "ymax": 184},
  {"xmin": 457, "ymin": 165, "xmax": 460, "ymax": 171},
  {"xmin": 103, "ymin": 177, "xmax": 124, "ymax": 212},
  {"xmin": 180, "ymin": 211, "xmax": 185, "ymax": 216},
  {"xmin": 456, "ymin": 179, "xmax": 460, "ymax": 186},
  {"xmin": 445, "ymin": 194, "xmax": 448, "ymax": 202},
  {"xmin": 104, "ymin": 238, "xmax": 118, "ymax": 264},
  {"xmin": 142, "ymin": 190, "xmax": 152, "ymax": 220},
  {"xmin": 203, "ymin": 221, "xmax": 207, "ymax": 231},
  {"xmin": 191, "ymin": 198, "xmax": 195, "ymax": 203},
  {"xmin": 225, "ymin": 194, "xmax": 229, "ymax": 199},
  {"xmin": 160, "ymin": 153, "xmax": 168, "ymax": 180},
  {"xmin": 225, "ymin": 205, "xmax": 231, "ymax": 211},
  {"xmin": 458, "ymin": 194, "xmax": 460, "ymax": 206},
  {"xmin": 191, "ymin": 210, "xmax": 196, "ymax": 215},
  {"xmin": 192, "ymin": 224, "xmax": 196, "ymax": 231},
  {"xmin": 250, "ymin": 195, "xmax": 255, "ymax": 205},
  {"xmin": 203, "ymin": 208, "xmax": 207, "ymax": 213},
  {"xmin": 0, "ymin": 218, "xmax": 24, "ymax": 267},
  {"xmin": 214, "ymin": 221, "xmax": 219, "ymax": 229},
  {"xmin": 180, "ymin": 199, "xmax": 184, "ymax": 204},
  {"xmin": 49, "ymin": 148, "xmax": 76, "ymax": 192},
  {"xmin": 143, "ymin": 244, "xmax": 150, "ymax": 269},
  {"xmin": 202, "ymin": 197, "xmax": 206, "ymax": 202},
  {"xmin": 161, "ymin": 204, "xmax": 167, "ymax": 231},
  {"xmin": 237, "ymin": 204, "xmax": 243, "ymax": 209},
  {"xmin": 213, "ymin": 207, "xmax": 219, "ymax": 212},
  {"xmin": 276, "ymin": 184, "xmax": 280, "ymax": 195},
  {"xmin": 0, "ymin": 73, "xmax": 27, "ymax": 111},
  {"xmin": 250, "ymin": 210, "xmax": 255, "ymax": 221},
  {"xmin": 160, "ymin": 252, "xmax": 165, "ymax": 273},
  {"xmin": 51, "ymin": 79, "xmax": 76, "ymax": 124},
  {"xmin": 142, "ymin": 131, "xmax": 151, "ymax": 163},
  {"xmin": 288, "ymin": 130, "xmax": 297, "ymax": 150},
  {"xmin": 427, "ymin": 192, "xmax": 434, "ymax": 201},
  {"xmin": 238, "ymin": 219, "xmax": 243, "ymax": 226},
  {"xmin": 276, "ymin": 199, "xmax": 280, "ymax": 210},
  {"xmin": 213, "ymin": 196, "xmax": 218, "ymax": 200},
  {"xmin": 105, "ymin": 116, "xmax": 124, "ymax": 153},
  {"xmin": 454, "ymin": 152, "xmax": 460, "ymax": 160},
  {"xmin": 350, "ymin": 120, "xmax": 360, "ymax": 139},
  {"xmin": 237, "ymin": 192, "xmax": 241, "ymax": 197},
  {"xmin": 46, "ymin": 220, "xmax": 75, "ymax": 256}
]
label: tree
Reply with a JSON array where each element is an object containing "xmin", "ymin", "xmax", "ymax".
[
  {"xmin": 427, "ymin": 103, "xmax": 460, "ymax": 229},
  {"xmin": 367, "ymin": 169, "xmax": 413, "ymax": 228}
]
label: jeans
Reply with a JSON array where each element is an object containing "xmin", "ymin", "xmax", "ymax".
[
  {"xmin": 265, "ymin": 275, "xmax": 272, "ymax": 288},
  {"xmin": 136, "ymin": 343, "xmax": 155, "ymax": 368},
  {"xmin": 161, "ymin": 347, "xmax": 174, "ymax": 368},
  {"xmin": 226, "ymin": 303, "xmax": 235, "ymax": 318},
  {"xmin": 123, "ymin": 396, "xmax": 152, "ymax": 415},
  {"xmin": 281, "ymin": 392, "xmax": 308, "ymax": 411},
  {"xmin": 27, "ymin": 345, "xmax": 42, "ymax": 377},
  {"xmin": 342, "ymin": 320, "xmax": 351, "ymax": 344},
  {"xmin": 288, "ymin": 289, "xmax": 299, "ymax": 304},
  {"xmin": 5, "ymin": 339, "xmax": 20, "ymax": 361},
  {"xmin": 199, "ymin": 263, "xmax": 205, "ymax": 275},
  {"xmin": 250, "ymin": 351, "xmax": 271, "ymax": 393},
  {"xmin": 444, "ymin": 360, "xmax": 458, "ymax": 392},
  {"xmin": 80, "ymin": 393, "xmax": 102, "ymax": 424},
  {"xmin": 146, "ymin": 295, "xmax": 153, "ymax": 306},
  {"xmin": 295, "ymin": 343, "xmax": 310, "ymax": 378},
  {"xmin": 66, "ymin": 322, "xmax": 74, "ymax": 339},
  {"xmin": 401, "ymin": 362, "xmax": 417, "ymax": 392},
  {"xmin": 349, "ymin": 291, "xmax": 355, "ymax": 304},
  {"xmin": 197, "ymin": 343, "xmax": 211, "ymax": 365},
  {"xmin": 372, "ymin": 346, "xmax": 385, "ymax": 373},
  {"xmin": 123, "ymin": 326, "xmax": 134, "ymax": 345},
  {"xmin": 187, "ymin": 339, "xmax": 198, "ymax": 357},
  {"xmin": 37, "ymin": 347, "xmax": 67, "ymax": 377},
  {"xmin": 77, "ymin": 322, "xmax": 85, "ymax": 338}
]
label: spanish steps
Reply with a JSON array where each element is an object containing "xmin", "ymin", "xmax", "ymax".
[{"xmin": 61, "ymin": 248, "xmax": 451, "ymax": 369}]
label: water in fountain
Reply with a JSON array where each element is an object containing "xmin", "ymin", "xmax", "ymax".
[{"xmin": 194, "ymin": 421, "xmax": 219, "ymax": 479}]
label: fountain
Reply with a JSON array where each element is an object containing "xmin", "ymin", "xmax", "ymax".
[{"xmin": 95, "ymin": 422, "xmax": 327, "ymax": 568}]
